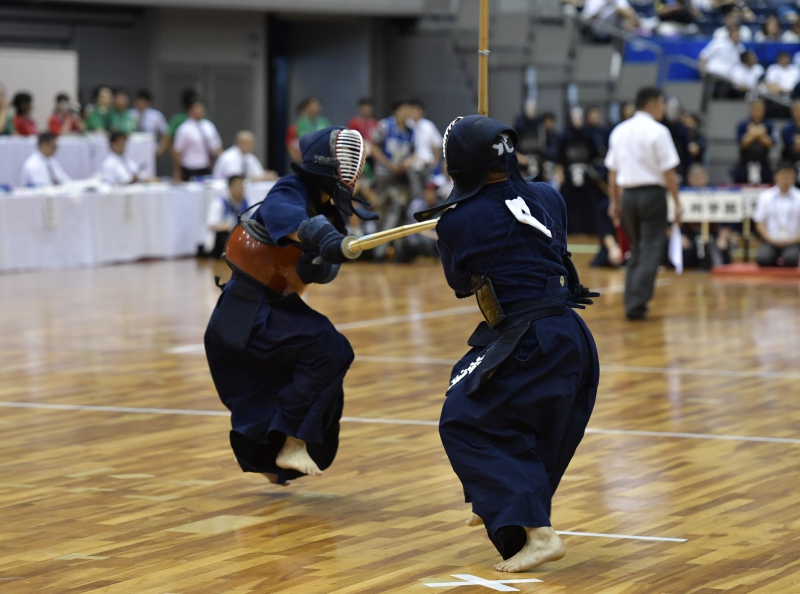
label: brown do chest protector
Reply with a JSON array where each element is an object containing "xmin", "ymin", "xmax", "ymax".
[{"xmin": 223, "ymin": 219, "xmax": 307, "ymax": 297}]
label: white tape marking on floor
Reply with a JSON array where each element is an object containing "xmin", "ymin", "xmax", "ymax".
[
  {"xmin": 424, "ymin": 574, "xmax": 542, "ymax": 591},
  {"xmin": 2, "ymin": 402, "xmax": 796, "ymax": 444},
  {"xmin": 556, "ymin": 530, "xmax": 687, "ymax": 543}
]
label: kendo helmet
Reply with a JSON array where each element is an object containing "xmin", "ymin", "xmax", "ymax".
[
  {"xmin": 414, "ymin": 115, "xmax": 519, "ymax": 221},
  {"xmin": 291, "ymin": 126, "xmax": 378, "ymax": 220}
]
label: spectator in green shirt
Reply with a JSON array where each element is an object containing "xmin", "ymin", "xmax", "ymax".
[
  {"xmin": 109, "ymin": 89, "xmax": 136, "ymax": 134},
  {"xmin": 0, "ymin": 83, "xmax": 13, "ymax": 135},
  {"xmin": 85, "ymin": 86, "xmax": 113, "ymax": 132},
  {"xmin": 296, "ymin": 96, "xmax": 330, "ymax": 137}
]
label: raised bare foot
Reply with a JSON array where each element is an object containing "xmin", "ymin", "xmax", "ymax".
[
  {"xmin": 466, "ymin": 513, "xmax": 484, "ymax": 527},
  {"xmin": 493, "ymin": 526, "xmax": 566, "ymax": 573},
  {"xmin": 275, "ymin": 435, "xmax": 322, "ymax": 476}
]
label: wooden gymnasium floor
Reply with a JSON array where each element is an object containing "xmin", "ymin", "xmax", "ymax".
[{"xmin": 0, "ymin": 252, "xmax": 799, "ymax": 594}]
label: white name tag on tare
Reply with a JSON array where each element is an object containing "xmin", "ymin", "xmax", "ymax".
[{"xmin": 505, "ymin": 197, "xmax": 552, "ymax": 238}]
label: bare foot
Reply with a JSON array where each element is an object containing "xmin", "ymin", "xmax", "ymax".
[
  {"xmin": 466, "ymin": 513, "xmax": 484, "ymax": 527},
  {"xmin": 260, "ymin": 473, "xmax": 291, "ymax": 487},
  {"xmin": 275, "ymin": 435, "xmax": 322, "ymax": 476},
  {"xmin": 493, "ymin": 526, "xmax": 566, "ymax": 573}
]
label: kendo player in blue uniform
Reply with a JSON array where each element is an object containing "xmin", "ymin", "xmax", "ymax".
[
  {"xmin": 204, "ymin": 127, "xmax": 375, "ymax": 485},
  {"xmin": 414, "ymin": 115, "xmax": 600, "ymax": 573}
]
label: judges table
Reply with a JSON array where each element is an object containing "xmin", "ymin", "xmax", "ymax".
[
  {"xmin": 0, "ymin": 134, "xmax": 157, "ymax": 189},
  {"xmin": 0, "ymin": 180, "xmax": 274, "ymax": 274}
]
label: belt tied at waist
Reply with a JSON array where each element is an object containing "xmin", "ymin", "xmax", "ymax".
[{"xmin": 448, "ymin": 295, "xmax": 569, "ymax": 397}]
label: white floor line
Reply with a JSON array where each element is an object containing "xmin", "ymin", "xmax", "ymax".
[
  {"xmin": 556, "ymin": 530, "xmax": 687, "ymax": 543},
  {"xmin": 0, "ymin": 401, "xmax": 797, "ymax": 444}
]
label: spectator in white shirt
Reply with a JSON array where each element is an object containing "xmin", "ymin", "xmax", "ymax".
[
  {"xmin": 205, "ymin": 175, "xmax": 251, "ymax": 258},
  {"xmin": 754, "ymin": 162, "xmax": 800, "ymax": 267},
  {"xmin": 100, "ymin": 132, "xmax": 141, "ymax": 185},
  {"xmin": 730, "ymin": 50, "xmax": 765, "ymax": 92},
  {"xmin": 130, "ymin": 89, "xmax": 168, "ymax": 146},
  {"xmin": 782, "ymin": 21, "xmax": 800, "ymax": 43},
  {"xmin": 212, "ymin": 131, "xmax": 277, "ymax": 181},
  {"xmin": 764, "ymin": 52, "xmax": 800, "ymax": 96},
  {"xmin": 700, "ymin": 26, "xmax": 746, "ymax": 79},
  {"xmin": 712, "ymin": 8, "xmax": 753, "ymax": 43},
  {"xmin": 172, "ymin": 99, "xmax": 222, "ymax": 182},
  {"xmin": 20, "ymin": 133, "xmax": 71, "ymax": 187},
  {"xmin": 407, "ymin": 99, "xmax": 443, "ymax": 200},
  {"xmin": 582, "ymin": 0, "xmax": 639, "ymax": 39}
]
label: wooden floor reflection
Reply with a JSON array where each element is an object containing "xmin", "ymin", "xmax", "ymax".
[{"xmin": 0, "ymin": 254, "xmax": 798, "ymax": 593}]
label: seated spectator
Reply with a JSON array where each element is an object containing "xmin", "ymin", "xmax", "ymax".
[
  {"xmin": 48, "ymin": 93, "xmax": 82, "ymax": 136},
  {"xmin": 407, "ymin": 99, "xmax": 443, "ymax": 200},
  {"xmin": 85, "ymin": 86, "xmax": 113, "ymax": 132},
  {"xmin": 347, "ymin": 98, "xmax": 378, "ymax": 143},
  {"xmin": 172, "ymin": 98, "xmax": 222, "ymax": 182},
  {"xmin": 371, "ymin": 100, "xmax": 415, "ymax": 245},
  {"xmin": 582, "ymin": 0, "xmax": 639, "ymax": 41},
  {"xmin": 764, "ymin": 52, "xmax": 800, "ymax": 96},
  {"xmin": 782, "ymin": 21, "xmax": 800, "ymax": 43},
  {"xmin": 204, "ymin": 175, "xmax": 250, "ymax": 258},
  {"xmin": 657, "ymin": 0, "xmax": 702, "ymax": 25},
  {"xmin": 396, "ymin": 179, "xmax": 441, "ymax": 262},
  {"xmin": 130, "ymin": 89, "xmax": 168, "ymax": 138},
  {"xmin": 620, "ymin": 101, "xmax": 636, "ymax": 122},
  {"xmin": 686, "ymin": 163, "xmax": 710, "ymax": 187},
  {"xmin": 712, "ymin": 8, "xmax": 753, "ymax": 43},
  {"xmin": 682, "ymin": 112, "xmax": 707, "ymax": 166},
  {"xmin": 753, "ymin": 161, "xmax": 800, "ymax": 267},
  {"xmin": 110, "ymin": 89, "xmax": 136, "ymax": 134},
  {"xmin": 781, "ymin": 99, "xmax": 800, "ymax": 173},
  {"xmin": 0, "ymin": 83, "xmax": 12, "ymax": 135},
  {"xmin": 733, "ymin": 99, "xmax": 775, "ymax": 184},
  {"xmin": 21, "ymin": 132, "xmax": 71, "ymax": 187},
  {"xmin": 754, "ymin": 14, "xmax": 783, "ymax": 43},
  {"xmin": 730, "ymin": 50, "xmax": 765, "ymax": 93},
  {"xmin": 12, "ymin": 92, "xmax": 37, "ymax": 136},
  {"xmin": 213, "ymin": 131, "xmax": 277, "ymax": 181},
  {"xmin": 100, "ymin": 132, "xmax": 141, "ymax": 185},
  {"xmin": 700, "ymin": 25, "xmax": 745, "ymax": 80}
]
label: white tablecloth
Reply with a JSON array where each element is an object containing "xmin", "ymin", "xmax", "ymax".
[
  {"xmin": 0, "ymin": 134, "xmax": 157, "ymax": 189},
  {"xmin": 0, "ymin": 180, "xmax": 274, "ymax": 273}
]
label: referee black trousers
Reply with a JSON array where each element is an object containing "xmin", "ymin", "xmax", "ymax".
[{"xmin": 621, "ymin": 186, "xmax": 667, "ymax": 318}]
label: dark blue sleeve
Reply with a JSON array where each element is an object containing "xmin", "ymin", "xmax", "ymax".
[
  {"xmin": 737, "ymin": 121, "xmax": 747, "ymax": 143},
  {"xmin": 782, "ymin": 124, "xmax": 794, "ymax": 148},
  {"xmin": 766, "ymin": 121, "xmax": 775, "ymax": 138},
  {"xmin": 255, "ymin": 176, "xmax": 310, "ymax": 246},
  {"xmin": 436, "ymin": 217, "xmax": 474, "ymax": 298}
]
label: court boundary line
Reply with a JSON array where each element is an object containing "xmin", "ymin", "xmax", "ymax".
[{"xmin": 0, "ymin": 402, "xmax": 797, "ymax": 444}]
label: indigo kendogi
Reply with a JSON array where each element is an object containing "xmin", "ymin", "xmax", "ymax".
[
  {"xmin": 415, "ymin": 115, "xmax": 600, "ymax": 572},
  {"xmin": 204, "ymin": 126, "xmax": 376, "ymax": 484}
]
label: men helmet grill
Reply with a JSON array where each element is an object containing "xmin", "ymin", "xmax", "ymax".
[
  {"xmin": 442, "ymin": 116, "xmax": 464, "ymax": 162},
  {"xmin": 331, "ymin": 129, "xmax": 365, "ymax": 188}
]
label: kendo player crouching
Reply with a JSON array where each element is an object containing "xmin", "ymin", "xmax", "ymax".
[
  {"xmin": 415, "ymin": 116, "xmax": 600, "ymax": 573},
  {"xmin": 204, "ymin": 126, "xmax": 375, "ymax": 485}
]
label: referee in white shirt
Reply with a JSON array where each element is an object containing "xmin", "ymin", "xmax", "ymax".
[{"xmin": 606, "ymin": 87, "xmax": 682, "ymax": 320}]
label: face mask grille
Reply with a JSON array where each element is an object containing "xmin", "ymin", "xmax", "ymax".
[
  {"xmin": 333, "ymin": 129, "xmax": 365, "ymax": 188},
  {"xmin": 442, "ymin": 116, "xmax": 464, "ymax": 163}
]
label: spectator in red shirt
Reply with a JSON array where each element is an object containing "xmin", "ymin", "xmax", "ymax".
[
  {"xmin": 347, "ymin": 98, "xmax": 378, "ymax": 142},
  {"xmin": 48, "ymin": 93, "xmax": 83, "ymax": 136},
  {"xmin": 12, "ymin": 92, "xmax": 37, "ymax": 136}
]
